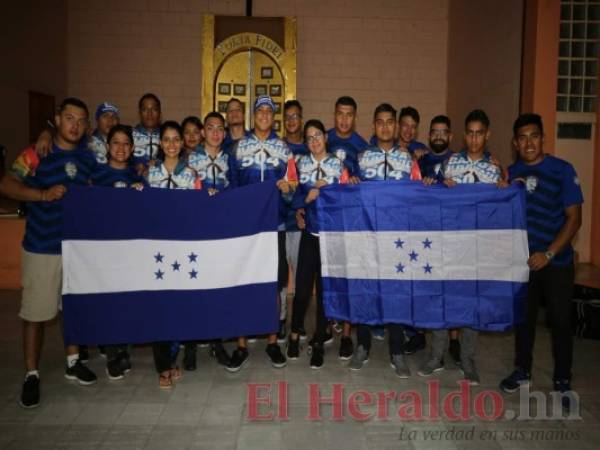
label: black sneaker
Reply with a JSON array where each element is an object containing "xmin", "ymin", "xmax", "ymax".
[
  {"xmin": 449, "ymin": 338, "xmax": 461, "ymax": 365},
  {"xmin": 78, "ymin": 345, "xmax": 90, "ymax": 363},
  {"xmin": 553, "ymin": 379, "xmax": 574, "ymax": 413},
  {"xmin": 65, "ymin": 360, "xmax": 98, "ymax": 385},
  {"xmin": 287, "ymin": 337, "xmax": 300, "ymax": 360},
  {"xmin": 277, "ymin": 320, "xmax": 287, "ymax": 343},
  {"xmin": 226, "ymin": 347, "xmax": 249, "ymax": 372},
  {"xmin": 500, "ymin": 369, "xmax": 531, "ymax": 394},
  {"xmin": 106, "ymin": 359, "xmax": 125, "ymax": 380},
  {"xmin": 20, "ymin": 375, "xmax": 40, "ymax": 409},
  {"xmin": 211, "ymin": 342, "xmax": 231, "ymax": 367},
  {"xmin": 117, "ymin": 350, "xmax": 131, "ymax": 373},
  {"xmin": 183, "ymin": 344, "xmax": 197, "ymax": 371},
  {"xmin": 338, "ymin": 336, "xmax": 353, "ymax": 360},
  {"xmin": 266, "ymin": 343, "xmax": 287, "ymax": 368},
  {"xmin": 404, "ymin": 333, "xmax": 426, "ymax": 355},
  {"xmin": 310, "ymin": 343, "xmax": 324, "ymax": 369}
]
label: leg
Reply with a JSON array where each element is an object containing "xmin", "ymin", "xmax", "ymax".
[
  {"xmin": 313, "ymin": 236, "xmax": 328, "ymax": 344},
  {"xmin": 515, "ymin": 270, "xmax": 544, "ymax": 373},
  {"xmin": 430, "ymin": 329, "xmax": 447, "ymax": 362},
  {"xmin": 23, "ymin": 320, "xmax": 44, "ymax": 372},
  {"xmin": 459, "ymin": 328, "xmax": 478, "ymax": 363},
  {"xmin": 387, "ymin": 323, "xmax": 406, "ymax": 355},
  {"xmin": 356, "ymin": 324, "xmax": 372, "ymax": 353},
  {"xmin": 290, "ymin": 232, "xmax": 317, "ymax": 340}
]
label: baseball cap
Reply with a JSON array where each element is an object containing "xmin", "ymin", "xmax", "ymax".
[
  {"xmin": 254, "ymin": 95, "xmax": 276, "ymax": 112},
  {"xmin": 95, "ymin": 102, "xmax": 120, "ymax": 121}
]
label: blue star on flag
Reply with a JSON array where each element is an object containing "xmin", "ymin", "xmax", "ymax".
[
  {"xmin": 395, "ymin": 238, "xmax": 405, "ymax": 249},
  {"xmin": 423, "ymin": 263, "xmax": 433, "ymax": 274},
  {"xmin": 422, "ymin": 238, "xmax": 432, "ymax": 249},
  {"xmin": 409, "ymin": 250, "xmax": 419, "ymax": 262},
  {"xmin": 188, "ymin": 252, "xmax": 198, "ymax": 263},
  {"xmin": 154, "ymin": 252, "xmax": 164, "ymax": 263},
  {"xmin": 189, "ymin": 269, "xmax": 198, "ymax": 279},
  {"xmin": 155, "ymin": 269, "xmax": 164, "ymax": 280},
  {"xmin": 171, "ymin": 261, "xmax": 180, "ymax": 271},
  {"xmin": 395, "ymin": 262, "xmax": 405, "ymax": 273}
]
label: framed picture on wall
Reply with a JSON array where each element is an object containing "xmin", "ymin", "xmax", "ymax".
[
  {"xmin": 274, "ymin": 102, "xmax": 281, "ymax": 113},
  {"xmin": 218, "ymin": 83, "xmax": 231, "ymax": 95},
  {"xmin": 273, "ymin": 120, "xmax": 281, "ymax": 131},
  {"xmin": 255, "ymin": 84, "xmax": 267, "ymax": 96},
  {"xmin": 270, "ymin": 84, "xmax": 281, "ymax": 97},
  {"xmin": 233, "ymin": 84, "xmax": 246, "ymax": 96},
  {"xmin": 261, "ymin": 67, "xmax": 273, "ymax": 79},
  {"xmin": 218, "ymin": 101, "xmax": 228, "ymax": 113}
]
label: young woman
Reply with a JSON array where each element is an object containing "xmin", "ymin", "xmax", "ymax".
[
  {"xmin": 287, "ymin": 119, "xmax": 348, "ymax": 369},
  {"xmin": 146, "ymin": 121, "xmax": 201, "ymax": 388},
  {"xmin": 181, "ymin": 116, "xmax": 204, "ymax": 160}
]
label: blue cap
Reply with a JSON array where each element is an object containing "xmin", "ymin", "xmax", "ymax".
[
  {"xmin": 95, "ymin": 102, "xmax": 120, "ymax": 121},
  {"xmin": 254, "ymin": 95, "xmax": 276, "ymax": 112}
]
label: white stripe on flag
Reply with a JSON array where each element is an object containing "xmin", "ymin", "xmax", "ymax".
[
  {"xmin": 319, "ymin": 229, "xmax": 529, "ymax": 282},
  {"xmin": 62, "ymin": 231, "xmax": 278, "ymax": 294}
]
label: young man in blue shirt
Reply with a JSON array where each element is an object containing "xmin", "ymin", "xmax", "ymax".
[
  {"xmin": 0, "ymin": 98, "xmax": 99, "ymax": 408},
  {"xmin": 223, "ymin": 98, "xmax": 249, "ymax": 153},
  {"xmin": 500, "ymin": 113, "xmax": 583, "ymax": 411},
  {"xmin": 398, "ymin": 106, "xmax": 428, "ymax": 154},
  {"xmin": 132, "ymin": 93, "xmax": 161, "ymax": 173}
]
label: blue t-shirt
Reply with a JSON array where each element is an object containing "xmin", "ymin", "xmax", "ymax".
[
  {"xmin": 285, "ymin": 139, "xmax": 309, "ymax": 159},
  {"xmin": 508, "ymin": 155, "xmax": 584, "ymax": 266},
  {"xmin": 91, "ymin": 164, "xmax": 144, "ymax": 188},
  {"xmin": 419, "ymin": 149, "xmax": 452, "ymax": 183},
  {"xmin": 327, "ymin": 129, "xmax": 368, "ymax": 176},
  {"xmin": 11, "ymin": 143, "xmax": 97, "ymax": 255}
]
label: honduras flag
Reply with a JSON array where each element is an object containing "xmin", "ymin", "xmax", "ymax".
[
  {"xmin": 316, "ymin": 181, "xmax": 529, "ymax": 331},
  {"xmin": 61, "ymin": 182, "xmax": 279, "ymax": 345}
]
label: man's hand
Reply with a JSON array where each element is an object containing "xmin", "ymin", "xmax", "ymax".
[
  {"xmin": 276, "ymin": 179, "xmax": 291, "ymax": 194},
  {"xmin": 496, "ymin": 179, "xmax": 509, "ymax": 188},
  {"xmin": 528, "ymin": 252, "xmax": 551, "ymax": 271},
  {"xmin": 305, "ymin": 188, "xmax": 320, "ymax": 203},
  {"xmin": 41, "ymin": 184, "xmax": 67, "ymax": 201},
  {"xmin": 314, "ymin": 179, "xmax": 328, "ymax": 189},
  {"xmin": 131, "ymin": 182, "xmax": 144, "ymax": 191},
  {"xmin": 135, "ymin": 163, "xmax": 147, "ymax": 177},
  {"xmin": 35, "ymin": 130, "xmax": 53, "ymax": 157},
  {"xmin": 413, "ymin": 149, "xmax": 429, "ymax": 160},
  {"xmin": 296, "ymin": 208, "xmax": 306, "ymax": 230},
  {"xmin": 443, "ymin": 179, "xmax": 457, "ymax": 187},
  {"xmin": 348, "ymin": 176, "xmax": 360, "ymax": 185},
  {"xmin": 207, "ymin": 188, "xmax": 218, "ymax": 196},
  {"xmin": 423, "ymin": 177, "xmax": 436, "ymax": 186}
]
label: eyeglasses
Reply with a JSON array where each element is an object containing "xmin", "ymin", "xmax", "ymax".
[
  {"xmin": 429, "ymin": 129, "xmax": 450, "ymax": 137},
  {"xmin": 306, "ymin": 131, "xmax": 324, "ymax": 143}
]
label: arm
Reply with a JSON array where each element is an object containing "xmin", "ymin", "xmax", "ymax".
[
  {"xmin": 0, "ymin": 174, "xmax": 65, "ymax": 202},
  {"xmin": 528, "ymin": 204, "xmax": 582, "ymax": 271}
]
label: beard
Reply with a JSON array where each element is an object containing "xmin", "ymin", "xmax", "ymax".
[{"xmin": 429, "ymin": 140, "xmax": 448, "ymax": 153}]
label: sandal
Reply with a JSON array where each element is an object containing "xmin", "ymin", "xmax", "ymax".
[
  {"xmin": 158, "ymin": 371, "xmax": 172, "ymax": 389},
  {"xmin": 170, "ymin": 366, "xmax": 182, "ymax": 381}
]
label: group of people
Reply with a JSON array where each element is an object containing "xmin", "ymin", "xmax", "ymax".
[{"xmin": 0, "ymin": 91, "xmax": 583, "ymax": 413}]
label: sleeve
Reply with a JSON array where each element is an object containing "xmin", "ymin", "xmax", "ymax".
[
  {"xmin": 10, "ymin": 146, "xmax": 40, "ymax": 180},
  {"xmin": 561, "ymin": 162, "xmax": 584, "ymax": 208},
  {"xmin": 225, "ymin": 151, "xmax": 237, "ymax": 190}
]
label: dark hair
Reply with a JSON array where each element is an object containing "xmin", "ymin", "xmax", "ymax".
[
  {"xmin": 156, "ymin": 120, "xmax": 183, "ymax": 161},
  {"xmin": 138, "ymin": 93, "xmax": 161, "ymax": 111},
  {"xmin": 335, "ymin": 96, "xmax": 357, "ymax": 110},
  {"xmin": 284, "ymin": 100, "xmax": 303, "ymax": 115},
  {"xmin": 181, "ymin": 116, "xmax": 203, "ymax": 131},
  {"xmin": 226, "ymin": 98, "xmax": 243, "ymax": 110},
  {"xmin": 58, "ymin": 97, "xmax": 89, "ymax": 117},
  {"xmin": 373, "ymin": 103, "xmax": 397, "ymax": 121},
  {"xmin": 430, "ymin": 115, "xmax": 451, "ymax": 130},
  {"xmin": 399, "ymin": 106, "xmax": 420, "ymax": 124},
  {"xmin": 107, "ymin": 124, "xmax": 133, "ymax": 145},
  {"xmin": 203, "ymin": 111, "xmax": 225, "ymax": 125},
  {"xmin": 465, "ymin": 109, "xmax": 490, "ymax": 128},
  {"xmin": 303, "ymin": 119, "xmax": 327, "ymax": 139},
  {"xmin": 513, "ymin": 113, "xmax": 543, "ymax": 135}
]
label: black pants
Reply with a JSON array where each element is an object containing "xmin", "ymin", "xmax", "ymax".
[
  {"xmin": 515, "ymin": 264, "xmax": 574, "ymax": 381},
  {"xmin": 278, "ymin": 231, "xmax": 288, "ymax": 291},
  {"xmin": 357, "ymin": 323, "xmax": 406, "ymax": 355},
  {"xmin": 153, "ymin": 342, "xmax": 173, "ymax": 373},
  {"xmin": 291, "ymin": 232, "xmax": 328, "ymax": 344}
]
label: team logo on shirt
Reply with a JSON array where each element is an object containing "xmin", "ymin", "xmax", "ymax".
[
  {"xmin": 64, "ymin": 162, "xmax": 77, "ymax": 179},
  {"xmin": 525, "ymin": 176, "xmax": 538, "ymax": 193},
  {"xmin": 333, "ymin": 148, "xmax": 347, "ymax": 162},
  {"xmin": 113, "ymin": 181, "xmax": 128, "ymax": 188}
]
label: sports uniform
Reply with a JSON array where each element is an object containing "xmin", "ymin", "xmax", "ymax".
[
  {"xmin": 327, "ymin": 129, "xmax": 368, "ymax": 176},
  {"xmin": 418, "ymin": 149, "xmax": 453, "ymax": 183},
  {"xmin": 132, "ymin": 125, "xmax": 160, "ymax": 167},
  {"xmin": 146, "ymin": 160, "xmax": 200, "ymax": 190},
  {"xmin": 91, "ymin": 164, "xmax": 144, "ymax": 188},
  {"xmin": 443, "ymin": 150, "xmax": 501, "ymax": 184},
  {"xmin": 187, "ymin": 146, "xmax": 236, "ymax": 192}
]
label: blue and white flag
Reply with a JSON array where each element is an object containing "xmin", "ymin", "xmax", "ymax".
[
  {"xmin": 316, "ymin": 181, "xmax": 529, "ymax": 331},
  {"xmin": 61, "ymin": 182, "xmax": 279, "ymax": 345}
]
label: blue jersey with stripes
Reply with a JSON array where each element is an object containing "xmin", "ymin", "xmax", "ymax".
[
  {"xmin": 327, "ymin": 129, "xmax": 368, "ymax": 176},
  {"xmin": 285, "ymin": 140, "xmax": 309, "ymax": 159},
  {"xmin": 132, "ymin": 124, "xmax": 160, "ymax": 166},
  {"xmin": 508, "ymin": 155, "xmax": 583, "ymax": 266},
  {"xmin": 187, "ymin": 146, "xmax": 236, "ymax": 192},
  {"xmin": 91, "ymin": 164, "xmax": 144, "ymax": 188},
  {"xmin": 419, "ymin": 149, "xmax": 453, "ymax": 183},
  {"xmin": 11, "ymin": 143, "xmax": 97, "ymax": 254}
]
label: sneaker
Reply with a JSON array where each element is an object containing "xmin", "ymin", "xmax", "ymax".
[
  {"xmin": 287, "ymin": 337, "xmax": 300, "ymax": 360},
  {"xmin": 553, "ymin": 379, "xmax": 574, "ymax": 412},
  {"xmin": 308, "ymin": 332, "xmax": 334, "ymax": 350},
  {"xmin": 404, "ymin": 333, "xmax": 426, "ymax": 354},
  {"xmin": 117, "ymin": 350, "xmax": 131, "ymax": 373},
  {"xmin": 339, "ymin": 336, "xmax": 354, "ymax": 360},
  {"xmin": 106, "ymin": 359, "xmax": 125, "ymax": 380},
  {"xmin": 372, "ymin": 326, "xmax": 385, "ymax": 341},
  {"xmin": 20, "ymin": 375, "xmax": 40, "ymax": 409},
  {"xmin": 98, "ymin": 346, "xmax": 107, "ymax": 359},
  {"xmin": 211, "ymin": 342, "xmax": 231, "ymax": 367},
  {"xmin": 78, "ymin": 345, "xmax": 90, "ymax": 363},
  {"xmin": 226, "ymin": 347, "xmax": 249, "ymax": 372},
  {"xmin": 65, "ymin": 360, "xmax": 98, "ymax": 385},
  {"xmin": 417, "ymin": 358, "xmax": 445, "ymax": 377},
  {"xmin": 277, "ymin": 320, "xmax": 287, "ymax": 343},
  {"xmin": 332, "ymin": 321, "xmax": 343, "ymax": 334},
  {"xmin": 183, "ymin": 345, "xmax": 197, "ymax": 371},
  {"xmin": 499, "ymin": 369, "xmax": 531, "ymax": 393},
  {"xmin": 266, "ymin": 343, "xmax": 287, "ymax": 368},
  {"xmin": 449, "ymin": 338, "xmax": 461, "ymax": 364},
  {"xmin": 460, "ymin": 359, "xmax": 480, "ymax": 386},
  {"xmin": 298, "ymin": 327, "xmax": 307, "ymax": 342},
  {"xmin": 348, "ymin": 345, "xmax": 369, "ymax": 371},
  {"xmin": 390, "ymin": 354, "xmax": 411, "ymax": 378},
  {"xmin": 310, "ymin": 343, "xmax": 324, "ymax": 369}
]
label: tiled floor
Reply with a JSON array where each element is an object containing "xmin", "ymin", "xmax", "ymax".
[{"xmin": 1, "ymin": 289, "xmax": 599, "ymax": 449}]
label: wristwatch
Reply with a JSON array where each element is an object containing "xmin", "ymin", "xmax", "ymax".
[{"xmin": 544, "ymin": 250, "xmax": 555, "ymax": 261}]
